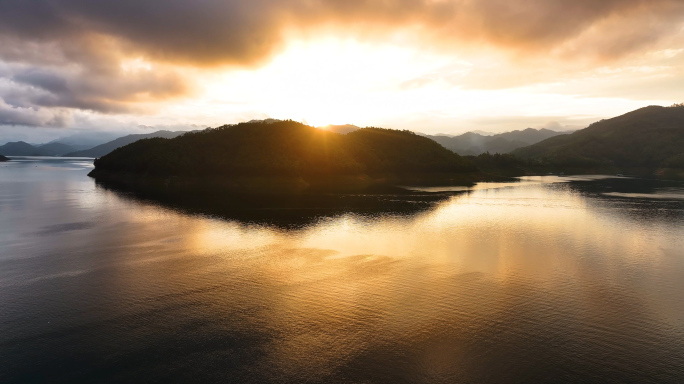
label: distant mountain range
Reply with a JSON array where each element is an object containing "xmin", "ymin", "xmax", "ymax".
[
  {"xmin": 64, "ymin": 130, "xmax": 190, "ymax": 158},
  {"xmin": 424, "ymin": 128, "xmax": 568, "ymax": 155},
  {"xmin": 48, "ymin": 131, "xmax": 125, "ymax": 149},
  {"xmin": 0, "ymin": 141, "xmax": 79, "ymax": 156},
  {"xmin": 513, "ymin": 105, "xmax": 684, "ymax": 169},
  {"xmin": 0, "ymin": 130, "xmax": 190, "ymax": 158}
]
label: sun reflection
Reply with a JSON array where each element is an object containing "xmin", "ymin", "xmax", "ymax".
[
  {"xmin": 132, "ymin": 177, "xmax": 680, "ymax": 286},
  {"xmin": 89, "ymin": 174, "xmax": 684, "ymax": 344},
  {"xmin": 8, "ymin": 161, "xmax": 684, "ymax": 382}
]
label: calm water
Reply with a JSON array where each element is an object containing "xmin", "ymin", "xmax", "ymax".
[{"xmin": 1, "ymin": 157, "xmax": 684, "ymax": 383}]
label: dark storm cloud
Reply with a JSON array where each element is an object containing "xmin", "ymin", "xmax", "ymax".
[
  {"xmin": 7, "ymin": 65, "xmax": 188, "ymax": 113},
  {"xmin": 0, "ymin": 0, "xmax": 283, "ymax": 66},
  {"xmin": 0, "ymin": 0, "xmax": 682, "ymax": 66},
  {"xmin": 0, "ymin": 34, "xmax": 190, "ymax": 114}
]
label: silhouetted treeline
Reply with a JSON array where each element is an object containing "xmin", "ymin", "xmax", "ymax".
[
  {"xmin": 93, "ymin": 120, "xmax": 475, "ymax": 179},
  {"xmin": 466, "ymin": 152, "xmax": 526, "ymax": 167}
]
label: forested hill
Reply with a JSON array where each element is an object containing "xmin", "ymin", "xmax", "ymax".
[
  {"xmin": 90, "ymin": 120, "xmax": 475, "ymax": 184},
  {"xmin": 513, "ymin": 105, "xmax": 684, "ymax": 168}
]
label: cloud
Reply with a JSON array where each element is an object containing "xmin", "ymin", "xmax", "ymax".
[
  {"xmin": 1, "ymin": 1, "xmax": 682, "ymax": 66},
  {"xmin": 0, "ymin": 99, "xmax": 72, "ymax": 127},
  {"xmin": 6, "ymin": 64, "xmax": 189, "ymax": 113},
  {"xmin": 0, "ymin": 0, "xmax": 682, "ymax": 130},
  {"xmin": 0, "ymin": 33, "xmax": 192, "ymax": 114}
]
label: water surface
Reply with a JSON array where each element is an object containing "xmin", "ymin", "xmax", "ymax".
[{"xmin": 1, "ymin": 157, "xmax": 684, "ymax": 383}]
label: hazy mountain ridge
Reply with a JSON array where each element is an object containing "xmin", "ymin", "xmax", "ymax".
[
  {"xmin": 0, "ymin": 141, "xmax": 79, "ymax": 156},
  {"xmin": 64, "ymin": 130, "xmax": 191, "ymax": 158},
  {"xmin": 424, "ymin": 128, "xmax": 567, "ymax": 155},
  {"xmin": 48, "ymin": 131, "xmax": 125, "ymax": 149},
  {"xmin": 0, "ymin": 130, "xmax": 194, "ymax": 158},
  {"xmin": 513, "ymin": 105, "xmax": 684, "ymax": 169},
  {"xmin": 324, "ymin": 125, "xmax": 361, "ymax": 134},
  {"xmin": 0, "ymin": 141, "xmax": 37, "ymax": 156}
]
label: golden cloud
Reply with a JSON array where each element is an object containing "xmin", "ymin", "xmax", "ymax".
[{"xmin": 0, "ymin": 0, "xmax": 682, "ymax": 119}]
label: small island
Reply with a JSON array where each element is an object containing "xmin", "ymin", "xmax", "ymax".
[
  {"xmin": 89, "ymin": 120, "xmax": 482, "ymax": 194},
  {"xmin": 0, "ymin": 154, "xmax": 9, "ymax": 162}
]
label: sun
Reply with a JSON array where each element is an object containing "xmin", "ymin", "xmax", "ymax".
[
  {"xmin": 182, "ymin": 35, "xmax": 660, "ymax": 134},
  {"xmin": 196, "ymin": 37, "xmax": 454, "ymax": 127}
]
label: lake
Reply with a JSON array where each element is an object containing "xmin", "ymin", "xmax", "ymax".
[{"xmin": 1, "ymin": 157, "xmax": 684, "ymax": 383}]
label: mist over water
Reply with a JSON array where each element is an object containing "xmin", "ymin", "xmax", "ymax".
[{"xmin": 1, "ymin": 158, "xmax": 684, "ymax": 383}]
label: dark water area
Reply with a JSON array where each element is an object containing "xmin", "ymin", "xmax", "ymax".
[
  {"xmin": 1, "ymin": 157, "xmax": 684, "ymax": 383},
  {"xmin": 93, "ymin": 177, "xmax": 452, "ymax": 229}
]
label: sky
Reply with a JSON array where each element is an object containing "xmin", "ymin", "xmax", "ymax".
[{"xmin": 1, "ymin": 0, "xmax": 684, "ymax": 143}]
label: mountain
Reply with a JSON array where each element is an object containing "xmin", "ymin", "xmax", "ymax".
[
  {"xmin": 36, "ymin": 142, "xmax": 78, "ymax": 156},
  {"xmin": 425, "ymin": 128, "xmax": 567, "ymax": 155},
  {"xmin": 0, "ymin": 141, "xmax": 39, "ymax": 156},
  {"xmin": 64, "ymin": 130, "xmax": 190, "ymax": 158},
  {"xmin": 0, "ymin": 141, "xmax": 80, "ymax": 156},
  {"xmin": 49, "ymin": 131, "xmax": 124, "ymax": 149},
  {"xmin": 89, "ymin": 120, "xmax": 476, "ymax": 193},
  {"xmin": 324, "ymin": 124, "xmax": 360, "ymax": 134},
  {"xmin": 513, "ymin": 105, "xmax": 684, "ymax": 169},
  {"xmin": 471, "ymin": 130, "xmax": 495, "ymax": 136}
]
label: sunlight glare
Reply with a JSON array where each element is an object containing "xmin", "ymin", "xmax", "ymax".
[{"xmin": 180, "ymin": 37, "xmax": 671, "ymax": 132}]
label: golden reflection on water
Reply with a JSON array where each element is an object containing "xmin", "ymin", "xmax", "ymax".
[
  {"xmin": 173, "ymin": 181, "xmax": 677, "ymax": 282},
  {"xmin": 112, "ymin": 178, "xmax": 684, "ymax": 354},
  {"xmin": 3, "ymin": 160, "xmax": 684, "ymax": 382}
]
